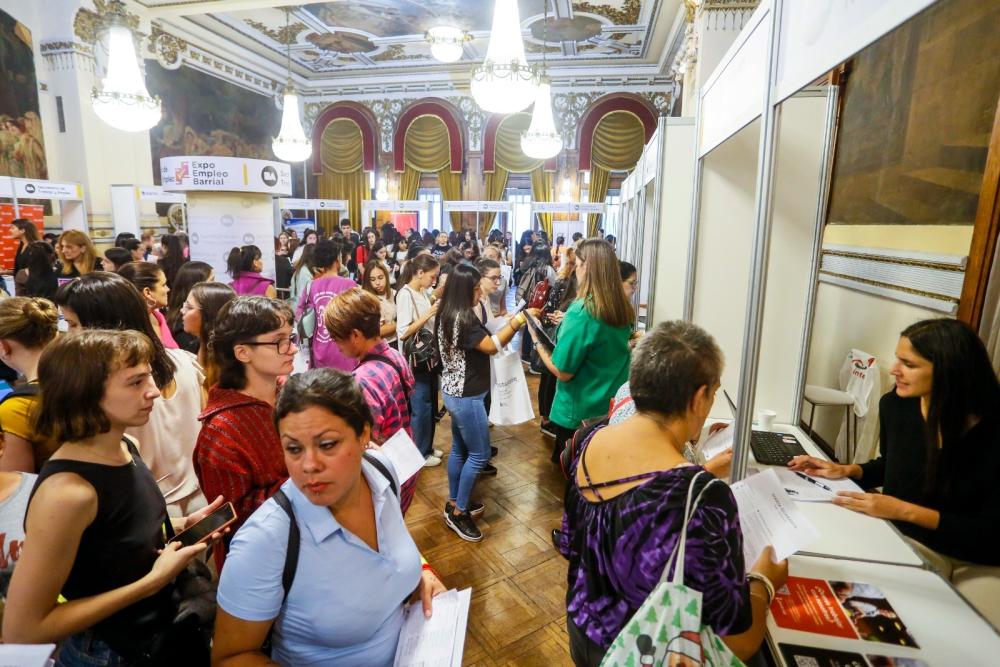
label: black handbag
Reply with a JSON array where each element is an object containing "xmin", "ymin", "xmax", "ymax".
[{"xmin": 401, "ymin": 288, "xmax": 440, "ymax": 374}]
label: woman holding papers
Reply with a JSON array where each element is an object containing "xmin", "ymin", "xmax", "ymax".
[
  {"xmin": 790, "ymin": 318, "xmax": 1000, "ymax": 625},
  {"xmin": 212, "ymin": 370, "xmax": 446, "ymax": 666},
  {"xmin": 559, "ymin": 321, "xmax": 787, "ymax": 665},
  {"xmin": 325, "ymin": 287, "xmax": 419, "ymax": 514}
]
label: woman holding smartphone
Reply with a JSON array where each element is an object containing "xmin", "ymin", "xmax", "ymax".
[{"xmin": 2, "ymin": 330, "xmax": 227, "ymax": 664}]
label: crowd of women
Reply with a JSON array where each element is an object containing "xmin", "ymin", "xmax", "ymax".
[{"xmin": 0, "ymin": 216, "xmax": 997, "ymax": 666}]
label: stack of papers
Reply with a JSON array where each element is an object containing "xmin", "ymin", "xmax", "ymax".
[
  {"xmin": 773, "ymin": 467, "xmax": 863, "ymax": 502},
  {"xmin": 379, "ymin": 430, "xmax": 426, "ymax": 484},
  {"xmin": 698, "ymin": 423, "xmax": 734, "ymax": 460},
  {"xmin": 731, "ymin": 468, "xmax": 820, "ymax": 564},
  {"xmin": 0, "ymin": 644, "xmax": 56, "ymax": 667},
  {"xmin": 393, "ymin": 588, "xmax": 471, "ymax": 667}
]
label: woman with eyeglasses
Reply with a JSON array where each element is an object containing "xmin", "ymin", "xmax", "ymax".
[{"xmin": 194, "ymin": 296, "xmax": 296, "ymax": 566}]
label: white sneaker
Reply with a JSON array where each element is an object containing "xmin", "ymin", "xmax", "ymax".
[
  {"xmin": 423, "ymin": 455, "xmax": 443, "ymax": 467},
  {"xmin": 433, "ymin": 449, "xmax": 444, "ymax": 458}
]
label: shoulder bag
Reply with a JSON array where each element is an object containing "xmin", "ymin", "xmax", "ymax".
[{"xmin": 401, "ymin": 287, "xmax": 440, "ymax": 374}]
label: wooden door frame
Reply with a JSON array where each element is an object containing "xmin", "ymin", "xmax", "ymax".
[{"xmin": 958, "ymin": 95, "xmax": 1000, "ymax": 327}]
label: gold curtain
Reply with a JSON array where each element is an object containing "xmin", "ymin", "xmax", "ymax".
[
  {"xmin": 588, "ymin": 111, "xmax": 645, "ymax": 236},
  {"xmin": 531, "ymin": 167, "xmax": 553, "ymax": 238},
  {"xmin": 481, "ymin": 165, "xmax": 509, "ymax": 238},
  {"xmin": 399, "ymin": 165, "xmax": 421, "ymax": 202},
  {"xmin": 319, "ymin": 118, "xmax": 367, "ymax": 230},
  {"xmin": 587, "ymin": 165, "xmax": 610, "ymax": 238},
  {"xmin": 495, "ymin": 113, "xmax": 541, "ymax": 173},
  {"xmin": 402, "ymin": 114, "xmax": 462, "ymax": 229}
]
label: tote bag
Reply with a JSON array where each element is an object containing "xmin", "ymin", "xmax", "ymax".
[
  {"xmin": 488, "ymin": 335, "xmax": 535, "ymax": 426},
  {"xmin": 601, "ymin": 471, "xmax": 745, "ymax": 667}
]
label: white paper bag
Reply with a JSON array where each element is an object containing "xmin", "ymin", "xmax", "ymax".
[{"xmin": 488, "ymin": 339, "xmax": 534, "ymax": 426}]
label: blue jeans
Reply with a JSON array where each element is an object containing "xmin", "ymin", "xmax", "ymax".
[
  {"xmin": 57, "ymin": 632, "xmax": 129, "ymax": 667},
  {"xmin": 444, "ymin": 391, "xmax": 490, "ymax": 512},
  {"xmin": 412, "ymin": 372, "xmax": 437, "ymax": 458}
]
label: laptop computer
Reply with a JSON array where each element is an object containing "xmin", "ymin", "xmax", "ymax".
[{"xmin": 722, "ymin": 390, "xmax": 807, "ymax": 466}]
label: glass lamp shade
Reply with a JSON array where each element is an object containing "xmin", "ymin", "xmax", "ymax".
[
  {"xmin": 471, "ymin": 0, "xmax": 538, "ymax": 113},
  {"xmin": 272, "ymin": 88, "xmax": 312, "ymax": 163},
  {"xmin": 520, "ymin": 82, "xmax": 562, "ymax": 159},
  {"xmin": 427, "ymin": 26, "xmax": 465, "ymax": 63},
  {"xmin": 91, "ymin": 24, "xmax": 162, "ymax": 132}
]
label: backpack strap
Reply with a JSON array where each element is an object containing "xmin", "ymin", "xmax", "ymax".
[
  {"xmin": 0, "ymin": 382, "xmax": 40, "ymax": 406},
  {"xmin": 361, "ymin": 352, "xmax": 412, "ymax": 396},
  {"xmin": 362, "ymin": 451, "xmax": 398, "ymax": 497},
  {"xmin": 271, "ymin": 489, "xmax": 300, "ymax": 605}
]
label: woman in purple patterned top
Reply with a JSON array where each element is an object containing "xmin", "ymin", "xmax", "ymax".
[{"xmin": 559, "ymin": 321, "xmax": 788, "ymax": 665}]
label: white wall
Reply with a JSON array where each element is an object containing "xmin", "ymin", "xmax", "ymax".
[
  {"xmin": 754, "ymin": 93, "xmax": 829, "ymax": 422},
  {"xmin": 691, "ymin": 119, "xmax": 760, "ymax": 417},
  {"xmin": 651, "ymin": 118, "xmax": 696, "ymax": 324}
]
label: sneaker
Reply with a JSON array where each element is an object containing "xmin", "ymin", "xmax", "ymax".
[
  {"xmin": 445, "ymin": 500, "xmax": 485, "ymax": 518},
  {"xmin": 490, "ymin": 446, "xmax": 498, "ymax": 457},
  {"xmin": 528, "ymin": 367, "xmax": 542, "ymax": 376},
  {"xmin": 433, "ymin": 448, "xmax": 444, "ymax": 458},
  {"xmin": 445, "ymin": 510, "xmax": 483, "ymax": 542},
  {"xmin": 423, "ymin": 455, "xmax": 442, "ymax": 467},
  {"xmin": 540, "ymin": 422, "xmax": 556, "ymax": 439},
  {"xmin": 480, "ymin": 463, "xmax": 498, "ymax": 476}
]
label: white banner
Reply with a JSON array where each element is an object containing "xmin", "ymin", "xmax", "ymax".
[
  {"xmin": 279, "ymin": 198, "xmax": 348, "ymax": 211},
  {"xmin": 136, "ymin": 186, "xmax": 186, "ymax": 203},
  {"xmin": 443, "ymin": 200, "xmax": 512, "ymax": 213},
  {"xmin": 159, "ymin": 156, "xmax": 292, "ymax": 195},
  {"xmin": 532, "ymin": 202, "xmax": 606, "ymax": 214},
  {"xmin": 361, "ymin": 200, "xmax": 430, "ymax": 213},
  {"xmin": 13, "ymin": 178, "xmax": 83, "ymax": 200},
  {"xmin": 776, "ymin": 0, "xmax": 938, "ymax": 103},
  {"xmin": 187, "ymin": 193, "xmax": 276, "ymax": 283}
]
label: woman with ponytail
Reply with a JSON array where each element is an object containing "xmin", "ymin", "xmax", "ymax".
[{"xmin": 227, "ymin": 245, "xmax": 276, "ymax": 297}]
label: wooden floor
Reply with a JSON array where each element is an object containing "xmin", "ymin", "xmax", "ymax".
[{"xmin": 404, "ymin": 371, "xmax": 575, "ymax": 666}]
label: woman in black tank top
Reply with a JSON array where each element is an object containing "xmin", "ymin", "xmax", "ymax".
[{"xmin": 3, "ymin": 330, "xmax": 226, "ymax": 665}]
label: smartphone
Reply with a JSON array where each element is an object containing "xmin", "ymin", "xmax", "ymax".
[{"xmin": 168, "ymin": 502, "xmax": 237, "ymax": 547}]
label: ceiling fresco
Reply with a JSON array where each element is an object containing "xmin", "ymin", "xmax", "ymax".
[{"xmin": 146, "ymin": 0, "xmax": 668, "ymax": 77}]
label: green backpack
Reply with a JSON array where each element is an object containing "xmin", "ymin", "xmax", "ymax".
[{"xmin": 600, "ymin": 470, "xmax": 745, "ymax": 667}]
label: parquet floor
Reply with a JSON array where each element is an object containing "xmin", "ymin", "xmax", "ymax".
[{"xmin": 403, "ymin": 371, "xmax": 575, "ymax": 666}]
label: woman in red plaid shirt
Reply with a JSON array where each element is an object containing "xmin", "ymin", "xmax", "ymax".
[{"xmin": 325, "ymin": 288, "xmax": 420, "ymax": 513}]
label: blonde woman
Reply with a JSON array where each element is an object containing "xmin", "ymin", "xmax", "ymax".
[
  {"xmin": 529, "ymin": 239, "xmax": 635, "ymax": 462},
  {"xmin": 57, "ymin": 230, "xmax": 97, "ymax": 278}
]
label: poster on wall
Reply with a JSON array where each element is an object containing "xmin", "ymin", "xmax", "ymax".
[
  {"xmin": 0, "ymin": 9, "xmax": 47, "ymax": 181},
  {"xmin": 145, "ymin": 62, "xmax": 303, "ymax": 197},
  {"xmin": 0, "ymin": 203, "xmax": 43, "ymax": 271}
]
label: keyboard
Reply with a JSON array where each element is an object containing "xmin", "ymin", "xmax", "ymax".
[{"xmin": 750, "ymin": 430, "xmax": 808, "ymax": 466}]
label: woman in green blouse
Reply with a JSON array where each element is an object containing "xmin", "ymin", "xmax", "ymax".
[{"xmin": 530, "ymin": 239, "xmax": 634, "ymax": 462}]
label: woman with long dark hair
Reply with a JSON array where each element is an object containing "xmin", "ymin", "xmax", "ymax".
[
  {"xmin": 182, "ymin": 281, "xmax": 236, "ymax": 389},
  {"xmin": 21, "ymin": 241, "xmax": 58, "ymax": 299},
  {"xmin": 529, "ymin": 239, "xmax": 635, "ymax": 462},
  {"xmin": 166, "ymin": 260, "xmax": 214, "ymax": 353},
  {"xmin": 227, "ymin": 244, "xmax": 276, "ymax": 297},
  {"xmin": 361, "ymin": 259, "xmax": 397, "ymax": 343},
  {"xmin": 118, "ymin": 261, "xmax": 179, "ymax": 349},
  {"xmin": 158, "ymin": 233, "xmax": 188, "ymax": 288},
  {"xmin": 290, "ymin": 243, "xmax": 316, "ymax": 306},
  {"xmin": 435, "ymin": 262, "xmax": 537, "ymax": 542},
  {"xmin": 10, "ymin": 218, "xmax": 40, "ymax": 285},
  {"xmin": 790, "ymin": 318, "xmax": 1000, "ymax": 625},
  {"xmin": 538, "ymin": 247, "xmax": 578, "ymax": 436}
]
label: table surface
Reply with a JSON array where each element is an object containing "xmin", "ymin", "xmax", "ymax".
[{"xmin": 766, "ymin": 554, "xmax": 1000, "ymax": 666}]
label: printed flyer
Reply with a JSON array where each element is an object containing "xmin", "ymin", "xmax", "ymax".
[{"xmin": 779, "ymin": 644, "xmax": 930, "ymax": 667}]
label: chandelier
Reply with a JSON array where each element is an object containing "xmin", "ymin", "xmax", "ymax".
[
  {"xmin": 426, "ymin": 26, "xmax": 469, "ymax": 63},
  {"xmin": 520, "ymin": 1, "xmax": 562, "ymax": 159},
  {"xmin": 91, "ymin": 0, "xmax": 161, "ymax": 132},
  {"xmin": 471, "ymin": 0, "xmax": 538, "ymax": 114},
  {"xmin": 272, "ymin": 9, "xmax": 312, "ymax": 162}
]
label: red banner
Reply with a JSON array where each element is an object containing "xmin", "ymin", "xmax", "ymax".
[{"xmin": 0, "ymin": 204, "xmax": 45, "ymax": 272}]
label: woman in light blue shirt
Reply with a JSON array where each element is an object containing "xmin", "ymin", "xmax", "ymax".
[{"xmin": 212, "ymin": 369, "xmax": 446, "ymax": 666}]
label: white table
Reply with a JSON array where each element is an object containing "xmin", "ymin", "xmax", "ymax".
[{"xmin": 766, "ymin": 554, "xmax": 1000, "ymax": 666}]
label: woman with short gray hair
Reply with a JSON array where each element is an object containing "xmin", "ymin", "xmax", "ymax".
[{"xmin": 558, "ymin": 320, "xmax": 788, "ymax": 665}]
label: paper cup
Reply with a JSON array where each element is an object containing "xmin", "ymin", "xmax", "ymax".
[{"xmin": 756, "ymin": 409, "xmax": 777, "ymax": 430}]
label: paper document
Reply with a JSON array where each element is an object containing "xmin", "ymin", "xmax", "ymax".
[
  {"xmin": 731, "ymin": 468, "xmax": 819, "ymax": 564},
  {"xmin": 699, "ymin": 423, "xmax": 734, "ymax": 460},
  {"xmin": 379, "ymin": 430, "xmax": 425, "ymax": 484},
  {"xmin": 393, "ymin": 587, "xmax": 471, "ymax": 667},
  {"xmin": 773, "ymin": 467, "xmax": 862, "ymax": 502},
  {"xmin": 0, "ymin": 644, "xmax": 56, "ymax": 667}
]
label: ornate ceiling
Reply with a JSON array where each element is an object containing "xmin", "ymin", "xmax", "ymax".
[{"xmin": 133, "ymin": 1, "xmax": 680, "ymax": 78}]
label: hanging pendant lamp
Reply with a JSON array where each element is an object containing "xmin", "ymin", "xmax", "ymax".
[
  {"xmin": 272, "ymin": 9, "xmax": 312, "ymax": 163},
  {"xmin": 521, "ymin": 2, "xmax": 562, "ymax": 159},
  {"xmin": 471, "ymin": 0, "xmax": 538, "ymax": 114},
  {"xmin": 91, "ymin": 0, "xmax": 161, "ymax": 132},
  {"xmin": 426, "ymin": 26, "xmax": 469, "ymax": 63}
]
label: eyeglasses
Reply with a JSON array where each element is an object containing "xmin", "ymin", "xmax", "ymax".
[
  {"xmin": 241, "ymin": 333, "xmax": 298, "ymax": 355},
  {"xmin": 485, "ymin": 274, "xmax": 502, "ymax": 282}
]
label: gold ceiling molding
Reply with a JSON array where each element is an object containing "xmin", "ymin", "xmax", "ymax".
[
  {"xmin": 243, "ymin": 19, "xmax": 307, "ymax": 46},
  {"xmin": 74, "ymin": 1, "xmax": 141, "ymax": 44},
  {"xmin": 147, "ymin": 25, "xmax": 188, "ymax": 69},
  {"xmin": 573, "ymin": 0, "xmax": 642, "ymax": 26}
]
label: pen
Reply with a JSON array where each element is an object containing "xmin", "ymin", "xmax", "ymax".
[{"xmin": 794, "ymin": 471, "xmax": 833, "ymax": 492}]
